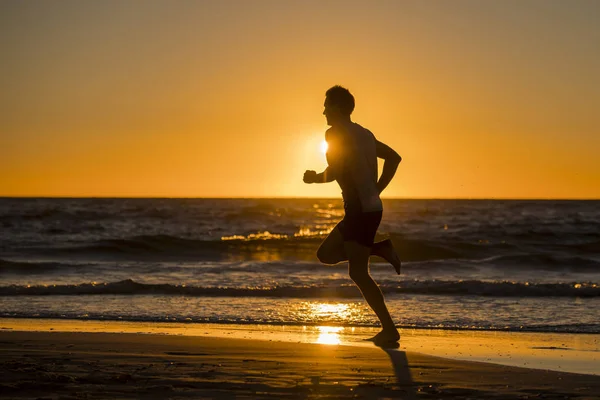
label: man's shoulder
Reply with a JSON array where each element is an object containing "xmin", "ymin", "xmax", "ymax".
[
  {"xmin": 326, "ymin": 124, "xmax": 374, "ymax": 141},
  {"xmin": 346, "ymin": 123, "xmax": 375, "ymax": 143},
  {"xmin": 353, "ymin": 123, "xmax": 374, "ymax": 136}
]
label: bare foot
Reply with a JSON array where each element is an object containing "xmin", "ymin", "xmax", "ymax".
[
  {"xmin": 379, "ymin": 240, "xmax": 401, "ymax": 275},
  {"xmin": 363, "ymin": 328, "xmax": 400, "ymax": 345}
]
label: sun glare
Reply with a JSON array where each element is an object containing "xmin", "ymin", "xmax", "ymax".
[
  {"xmin": 315, "ymin": 326, "xmax": 343, "ymax": 345},
  {"xmin": 313, "ymin": 303, "xmax": 350, "ymax": 317},
  {"xmin": 321, "ymin": 140, "xmax": 328, "ymax": 154}
]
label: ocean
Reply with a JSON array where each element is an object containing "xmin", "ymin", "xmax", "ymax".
[{"xmin": 1, "ymin": 198, "xmax": 599, "ymax": 333}]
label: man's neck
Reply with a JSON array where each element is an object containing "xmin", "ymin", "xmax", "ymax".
[{"xmin": 331, "ymin": 117, "xmax": 353, "ymax": 128}]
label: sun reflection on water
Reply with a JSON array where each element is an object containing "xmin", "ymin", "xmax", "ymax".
[
  {"xmin": 315, "ymin": 326, "xmax": 343, "ymax": 345},
  {"xmin": 308, "ymin": 303, "xmax": 355, "ymax": 345},
  {"xmin": 312, "ymin": 302, "xmax": 351, "ymax": 318},
  {"xmin": 286, "ymin": 301, "xmax": 369, "ymax": 327}
]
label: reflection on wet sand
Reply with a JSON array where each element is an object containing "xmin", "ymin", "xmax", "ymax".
[{"xmin": 315, "ymin": 326, "xmax": 343, "ymax": 345}]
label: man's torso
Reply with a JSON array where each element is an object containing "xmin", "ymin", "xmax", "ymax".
[{"xmin": 326, "ymin": 122, "xmax": 383, "ymax": 213}]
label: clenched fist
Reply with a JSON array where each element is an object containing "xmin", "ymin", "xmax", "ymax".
[{"xmin": 303, "ymin": 170, "xmax": 318, "ymax": 183}]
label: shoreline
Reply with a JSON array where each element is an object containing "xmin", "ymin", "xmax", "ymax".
[
  {"xmin": 3, "ymin": 314, "xmax": 600, "ymax": 335},
  {"xmin": 2, "ymin": 318, "xmax": 598, "ymax": 376},
  {"xmin": 1, "ymin": 329, "xmax": 599, "ymax": 399}
]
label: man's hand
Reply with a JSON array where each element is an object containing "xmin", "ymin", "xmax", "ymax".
[{"xmin": 303, "ymin": 170, "xmax": 318, "ymax": 183}]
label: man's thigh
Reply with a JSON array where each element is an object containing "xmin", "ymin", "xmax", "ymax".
[{"xmin": 316, "ymin": 226, "xmax": 346, "ymax": 264}]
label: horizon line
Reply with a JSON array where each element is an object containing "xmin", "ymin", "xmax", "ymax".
[{"xmin": 1, "ymin": 196, "xmax": 598, "ymax": 201}]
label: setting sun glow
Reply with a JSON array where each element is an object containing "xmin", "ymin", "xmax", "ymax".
[
  {"xmin": 1, "ymin": 2, "xmax": 599, "ymax": 198},
  {"xmin": 320, "ymin": 140, "xmax": 328, "ymax": 154}
]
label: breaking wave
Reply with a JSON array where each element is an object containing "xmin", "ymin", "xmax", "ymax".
[{"xmin": 1, "ymin": 279, "xmax": 598, "ymax": 298}]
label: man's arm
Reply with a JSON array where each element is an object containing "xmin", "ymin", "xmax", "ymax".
[
  {"xmin": 304, "ymin": 166, "xmax": 336, "ymax": 184},
  {"xmin": 304, "ymin": 129, "xmax": 339, "ymax": 184},
  {"xmin": 375, "ymin": 140, "xmax": 401, "ymax": 194}
]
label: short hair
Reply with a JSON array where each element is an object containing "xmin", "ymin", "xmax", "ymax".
[{"xmin": 325, "ymin": 85, "xmax": 355, "ymax": 116}]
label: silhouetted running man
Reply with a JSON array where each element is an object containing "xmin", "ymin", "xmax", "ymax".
[{"xmin": 304, "ymin": 85, "xmax": 403, "ymax": 345}]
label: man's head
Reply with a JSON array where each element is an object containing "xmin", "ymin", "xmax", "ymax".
[{"xmin": 324, "ymin": 85, "xmax": 355, "ymax": 126}]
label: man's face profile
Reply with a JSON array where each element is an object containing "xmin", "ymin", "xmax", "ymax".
[{"xmin": 323, "ymin": 98, "xmax": 340, "ymax": 126}]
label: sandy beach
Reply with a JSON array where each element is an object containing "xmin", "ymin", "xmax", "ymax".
[{"xmin": 1, "ymin": 325, "xmax": 599, "ymax": 399}]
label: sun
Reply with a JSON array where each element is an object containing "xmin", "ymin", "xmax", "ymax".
[{"xmin": 320, "ymin": 140, "xmax": 328, "ymax": 154}]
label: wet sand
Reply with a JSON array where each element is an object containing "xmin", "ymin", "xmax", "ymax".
[
  {"xmin": 3, "ymin": 318, "xmax": 599, "ymax": 375},
  {"xmin": 1, "ymin": 327, "xmax": 599, "ymax": 399}
]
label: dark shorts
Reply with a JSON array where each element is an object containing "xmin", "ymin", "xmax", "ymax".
[{"xmin": 337, "ymin": 210, "xmax": 383, "ymax": 247}]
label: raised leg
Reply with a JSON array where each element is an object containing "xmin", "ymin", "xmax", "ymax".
[
  {"xmin": 317, "ymin": 229, "xmax": 401, "ymax": 274},
  {"xmin": 371, "ymin": 239, "xmax": 402, "ymax": 275}
]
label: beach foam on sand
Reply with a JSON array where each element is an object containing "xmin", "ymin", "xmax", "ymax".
[{"xmin": 1, "ymin": 322, "xmax": 599, "ymax": 399}]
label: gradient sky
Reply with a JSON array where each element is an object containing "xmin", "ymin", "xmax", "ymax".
[{"xmin": 1, "ymin": 0, "xmax": 599, "ymax": 198}]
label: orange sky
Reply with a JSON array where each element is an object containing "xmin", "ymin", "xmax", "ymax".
[{"xmin": 1, "ymin": 1, "xmax": 599, "ymax": 198}]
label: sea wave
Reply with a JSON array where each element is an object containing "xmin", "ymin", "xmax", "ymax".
[
  {"xmin": 482, "ymin": 254, "xmax": 600, "ymax": 270},
  {"xmin": 13, "ymin": 233, "xmax": 600, "ymax": 267},
  {"xmin": 1, "ymin": 279, "xmax": 598, "ymax": 297},
  {"xmin": 0, "ymin": 258, "xmax": 92, "ymax": 274},
  {"xmin": 3, "ymin": 249, "xmax": 599, "ymax": 281},
  {"xmin": 33, "ymin": 234, "xmax": 320, "ymax": 262},
  {"xmin": 1, "ymin": 233, "xmax": 496, "ymax": 262}
]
